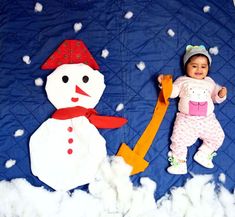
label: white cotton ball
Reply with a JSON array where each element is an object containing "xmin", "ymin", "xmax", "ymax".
[
  {"xmin": 88, "ymin": 180, "xmax": 106, "ymax": 196},
  {"xmin": 219, "ymin": 173, "xmax": 226, "ymax": 183},
  {"xmin": 116, "ymin": 103, "xmax": 124, "ymax": 112},
  {"xmin": 5, "ymin": 159, "xmax": 16, "ymax": 168},
  {"xmin": 203, "ymin": 5, "xmax": 210, "ymax": 13},
  {"xmin": 1, "ymin": 172, "xmax": 235, "ymax": 217},
  {"xmin": 167, "ymin": 29, "xmax": 175, "ymax": 37},
  {"xmin": 34, "ymin": 2, "xmax": 43, "ymax": 13},
  {"xmin": 73, "ymin": 22, "xmax": 83, "ymax": 33},
  {"xmin": 184, "ymin": 174, "xmax": 213, "ymax": 206},
  {"xmin": 209, "ymin": 46, "xmax": 219, "ymax": 55},
  {"xmin": 140, "ymin": 177, "xmax": 157, "ymax": 192},
  {"xmin": 110, "ymin": 156, "xmax": 132, "ymax": 177},
  {"xmin": 199, "ymin": 183, "xmax": 220, "ymax": 217},
  {"xmin": 170, "ymin": 187, "xmax": 190, "ymax": 216},
  {"xmin": 218, "ymin": 186, "xmax": 235, "ymax": 217},
  {"xmin": 100, "ymin": 187, "xmax": 118, "ymax": 212},
  {"xmin": 59, "ymin": 190, "xmax": 101, "ymax": 217},
  {"xmin": 35, "ymin": 77, "xmax": 44, "ymax": 86},
  {"xmin": 101, "ymin": 49, "xmax": 109, "ymax": 58},
  {"xmin": 126, "ymin": 178, "xmax": 156, "ymax": 216},
  {"xmin": 136, "ymin": 61, "xmax": 146, "ymax": 71},
  {"xmin": 14, "ymin": 129, "xmax": 24, "ymax": 137},
  {"xmin": 102, "ymin": 214, "xmax": 122, "ymax": 217},
  {"xmin": 22, "ymin": 55, "xmax": 31, "ymax": 64},
  {"xmin": 124, "ymin": 11, "xmax": 133, "ymax": 19},
  {"xmin": 107, "ymin": 157, "xmax": 133, "ymax": 212},
  {"xmin": 9, "ymin": 179, "xmax": 68, "ymax": 217}
]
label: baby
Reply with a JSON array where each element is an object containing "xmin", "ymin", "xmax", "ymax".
[{"xmin": 158, "ymin": 45, "xmax": 227, "ymax": 174}]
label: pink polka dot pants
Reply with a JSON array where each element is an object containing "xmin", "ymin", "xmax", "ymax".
[{"xmin": 170, "ymin": 112, "xmax": 225, "ymax": 161}]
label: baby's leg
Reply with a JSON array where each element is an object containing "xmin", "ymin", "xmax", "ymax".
[
  {"xmin": 194, "ymin": 114, "xmax": 225, "ymax": 168},
  {"xmin": 199, "ymin": 114, "xmax": 225, "ymax": 154},
  {"xmin": 167, "ymin": 113, "xmax": 198, "ymax": 174},
  {"xmin": 170, "ymin": 113, "xmax": 198, "ymax": 161}
]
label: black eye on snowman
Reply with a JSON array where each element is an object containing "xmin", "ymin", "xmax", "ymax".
[
  {"xmin": 62, "ymin": 75, "xmax": 69, "ymax": 83},
  {"xmin": 82, "ymin": 75, "xmax": 89, "ymax": 83}
]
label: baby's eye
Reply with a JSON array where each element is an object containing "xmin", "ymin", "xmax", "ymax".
[{"xmin": 192, "ymin": 65, "xmax": 197, "ymax": 68}]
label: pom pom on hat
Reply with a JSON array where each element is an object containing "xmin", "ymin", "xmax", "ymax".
[
  {"xmin": 41, "ymin": 40, "xmax": 99, "ymax": 70},
  {"xmin": 183, "ymin": 45, "xmax": 212, "ymax": 66}
]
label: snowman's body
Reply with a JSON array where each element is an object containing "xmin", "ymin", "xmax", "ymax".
[
  {"xmin": 30, "ymin": 63, "xmax": 107, "ymax": 191},
  {"xmin": 30, "ymin": 116, "xmax": 106, "ymax": 191}
]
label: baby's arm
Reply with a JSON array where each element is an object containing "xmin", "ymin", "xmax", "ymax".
[
  {"xmin": 157, "ymin": 74, "xmax": 181, "ymax": 98},
  {"xmin": 208, "ymin": 77, "xmax": 227, "ymax": 103},
  {"xmin": 218, "ymin": 87, "xmax": 227, "ymax": 98}
]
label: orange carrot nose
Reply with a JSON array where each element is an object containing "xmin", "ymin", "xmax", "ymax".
[{"xmin": 75, "ymin": 85, "xmax": 90, "ymax": 97}]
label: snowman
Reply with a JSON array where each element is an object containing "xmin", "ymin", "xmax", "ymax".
[{"xmin": 29, "ymin": 40, "xmax": 127, "ymax": 191}]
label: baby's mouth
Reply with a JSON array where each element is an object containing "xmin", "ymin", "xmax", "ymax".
[{"xmin": 195, "ymin": 72, "xmax": 203, "ymax": 76}]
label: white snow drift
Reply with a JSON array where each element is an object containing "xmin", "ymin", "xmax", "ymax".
[{"xmin": 0, "ymin": 156, "xmax": 234, "ymax": 217}]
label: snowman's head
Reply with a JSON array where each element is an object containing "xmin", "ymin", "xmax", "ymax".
[{"xmin": 45, "ymin": 63, "xmax": 106, "ymax": 109}]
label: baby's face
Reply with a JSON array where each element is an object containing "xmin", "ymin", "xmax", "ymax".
[{"xmin": 186, "ymin": 56, "xmax": 209, "ymax": 80}]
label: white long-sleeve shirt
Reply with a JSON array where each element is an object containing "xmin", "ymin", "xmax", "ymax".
[{"xmin": 171, "ymin": 76, "xmax": 226, "ymax": 116}]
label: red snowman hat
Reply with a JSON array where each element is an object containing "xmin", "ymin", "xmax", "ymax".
[{"xmin": 41, "ymin": 40, "xmax": 99, "ymax": 70}]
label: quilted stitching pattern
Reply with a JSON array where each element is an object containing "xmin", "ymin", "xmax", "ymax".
[{"xmin": 0, "ymin": 0, "xmax": 235, "ymax": 199}]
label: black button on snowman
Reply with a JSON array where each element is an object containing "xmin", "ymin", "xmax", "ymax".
[{"xmin": 29, "ymin": 40, "xmax": 127, "ymax": 191}]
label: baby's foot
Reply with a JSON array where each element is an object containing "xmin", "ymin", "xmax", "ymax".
[
  {"xmin": 167, "ymin": 155, "xmax": 187, "ymax": 175},
  {"xmin": 193, "ymin": 150, "xmax": 216, "ymax": 168}
]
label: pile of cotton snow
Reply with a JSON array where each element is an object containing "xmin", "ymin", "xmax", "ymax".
[{"xmin": 0, "ymin": 156, "xmax": 234, "ymax": 217}]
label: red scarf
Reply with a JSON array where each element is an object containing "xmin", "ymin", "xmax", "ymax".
[{"xmin": 52, "ymin": 106, "xmax": 127, "ymax": 129}]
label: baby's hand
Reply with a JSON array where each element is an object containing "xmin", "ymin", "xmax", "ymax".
[
  {"xmin": 157, "ymin": 74, "xmax": 164, "ymax": 85},
  {"xmin": 218, "ymin": 87, "xmax": 227, "ymax": 98}
]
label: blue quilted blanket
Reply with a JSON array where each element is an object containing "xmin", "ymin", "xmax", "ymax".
[{"xmin": 0, "ymin": 0, "xmax": 235, "ymax": 200}]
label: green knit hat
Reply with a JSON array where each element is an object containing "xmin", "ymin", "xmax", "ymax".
[{"xmin": 183, "ymin": 45, "xmax": 212, "ymax": 66}]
